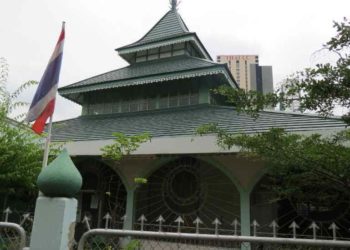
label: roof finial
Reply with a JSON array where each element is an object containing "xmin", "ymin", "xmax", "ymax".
[{"xmin": 170, "ymin": 0, "xmax": 178, "ymax": 11}]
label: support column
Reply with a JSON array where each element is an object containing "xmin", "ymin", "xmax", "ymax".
[
  {"xmin": 123, "ymin": 188, "xmax": 135, "ymax": 230},
  {"xmin": 198, "ymin": 83, "xmax": 209, "ymax": 104},
  {"xmin": 240, "ymin": 189, "xmax": 251, "ymax": 250}
]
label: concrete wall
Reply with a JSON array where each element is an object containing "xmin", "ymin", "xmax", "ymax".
[{"xmin": 103, "ymin": 153, "xmax": 266, "ymax": 192}]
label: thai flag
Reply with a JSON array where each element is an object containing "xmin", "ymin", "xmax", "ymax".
[{"xmin": 26, "ymin": 23, "xmax": 65, "ymax": 134}]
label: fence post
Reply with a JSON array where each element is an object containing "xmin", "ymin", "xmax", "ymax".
[
  {"xmin": 30, "ymin": 197, "xmax": 78, "ymax": 250},
  {"xmin": 29, "ymin": 150, "xmax": 82, "ymax": 250}
]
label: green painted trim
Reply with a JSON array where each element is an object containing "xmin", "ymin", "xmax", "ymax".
[
  {"xmin": 138, "ymin": 155, "xmax": 243, "ymax": 193},
  {"xmin": 132, "ymin": 156, "xmax": 178, "ymax": 189},
  {"xmin": 246, "ymin": 166, "xmax": 268, "ymax": 193},
  {"xmin": 196, "ymin": 156, "xmax": 244, "ymax": 193},
  {"xmin": 240, "ymin": 189, "xmax": 251, "ymax": 236},
  {"xmin": 123, "ymin": 188, "xmax": 135, "ymax": 230},
  {"xmin": 118, "ymin": 35, "xmax": 211, "ymax": 61},
  {"xmin": 240, "ymin": 189, "xmax": 251, "ymax": 250},
  {"xmin": 119, "ymin": 36, "xmax": 193, "ymax": 54},
  {"xmin": 198, "ymin": 84, "xmax": 209, "ymax": 104},
  {"xmin": 102, "ymin": 159, "xmax": 132, "ymax": 190},
  {"xmin": 73, "ymin": 157, "xmax": 131, "ymax": 191}
]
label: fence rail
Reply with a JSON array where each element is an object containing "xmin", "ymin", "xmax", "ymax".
[
  {"xmin": 0, "ymin": 222, "xmax": 26, "ymax": 250},
  {"xmin": 78, "ymin": 228, "xmax": 350, "ymax": 250}
]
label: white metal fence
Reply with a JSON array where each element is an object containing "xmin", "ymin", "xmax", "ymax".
[
  {"xmin": 78, "ymin": 228, "xmax": 350, "ymax": 250},
  {"xmin": 0, "ymin": 222, "xmax": 26, "ymax": 250}
]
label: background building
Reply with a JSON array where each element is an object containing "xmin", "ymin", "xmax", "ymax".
[
  {"xmin": 217, "ymin": 55, "xmax": 273, "ymax": 94},
  {"xmin": 250, "ymin": 64, "xmax": 274, "ymax": 94}
]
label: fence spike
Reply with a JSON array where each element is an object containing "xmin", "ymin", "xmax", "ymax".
[
  {"xmin": 251, "ymin": 220, "xmax": 260, "ymax": 237},
  {"xmin": 121, "ymin": 214, "xmax": 127, "ymax": 221},
  {"xmin": 174, "ymin": 216, "xmax": 184, "ymax": 233},
  {"xmin": 193, "ymin": 217, "xmax": 203, "ymax": 234},
  {"xmin": 231, "ymin": 218, "xmax": 240, "ymax": 236},
  {"xmin": 103, "ymin": 213, "xmax": 112, "ymax": 229},
  {"xmin": 20, "ymin": 213, "xmax": 30, "ymax": 226},
  {"xmin": 289, "ymin": 221, "xmax": 299, "ymax": 239},
  {"xmin": 3, "ymin": 207, "xmax": 12, "ymax": 222},
  {"xmin": 329, "ymin": 222, "xmax": 339, "ymax": 241},
  {"xmin": 309, "ymin": 221, "xmax": 319, "ymax": 240},
  {"xmin": 82, "ymin": 215, "xmax": 91, "ymax": 231},
  {"xmin": 212, "ymin": 218, "xmax": 222, "ymax": 235},
  {"xmin": 269, "ymin": 220, "xmax": 279, "ymax": 238},
  {"xmin": 156, "ymin": 215, "xmax": 165, "ymax": 232},
  {"xmin": 138, "ymin": 214, "xmax": 147, "ymax": 231}
]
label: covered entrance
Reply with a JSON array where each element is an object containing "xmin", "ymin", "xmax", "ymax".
[
  {"xmin": 135, "ymin": 157, "xmax": 240, "ymax": 233},
  {"xmin": 74, "ymin": 158, "xmax": 127, "ymax": 236}
]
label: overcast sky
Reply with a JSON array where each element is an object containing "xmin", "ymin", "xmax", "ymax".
[{"xmin": 1, "ymin": 0, "xmax": 349, "ymax": 121}]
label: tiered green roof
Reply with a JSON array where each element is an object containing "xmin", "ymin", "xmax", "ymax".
[
  {"xmin": 52, "ymin": 104, "xmax": 346, "ymax": 142},
  {"xmin": 118, "ymin": 10, "xmax": 189, "ymax": 48},
  {"xmin": 58, "ymin": 7, "xmax": 232, "ymax": 104},
  {"xmin": 116, "ymin": 9, "xmax": 212, "ymax": 61},
  {"xmin": 53, "ymin": 5, "xmax": 346, "ymax": 143}
]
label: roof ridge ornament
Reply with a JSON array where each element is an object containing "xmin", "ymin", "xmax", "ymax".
[{"xmin": 170, "ymin": 0, "xmax": 180, "ymax": 10}]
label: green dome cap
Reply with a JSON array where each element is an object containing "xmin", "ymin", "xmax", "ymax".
[{"xmin": 37, "ymin": 149, "xmax": 82, "ymax": 197}]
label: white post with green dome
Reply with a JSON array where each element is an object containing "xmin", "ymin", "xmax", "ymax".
[{"xmin": 30, "ymin": 150, "xmax": 82, "ymax": 250}]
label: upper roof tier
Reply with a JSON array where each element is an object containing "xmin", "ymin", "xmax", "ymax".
[
  {"xmin": 116, "ymin": 9, "xmax": 212, "ymax": 62},
  {"xmin": 58, "ymin": 6, "xmax": 237, "ymax": 104}
]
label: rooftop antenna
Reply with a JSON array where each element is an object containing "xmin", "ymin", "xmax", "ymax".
[{"xmin": 170, "ymin": 0, "xmax": 180, "ymax": 10}]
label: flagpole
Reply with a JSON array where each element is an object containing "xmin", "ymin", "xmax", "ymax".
[
  {"xmin": 41, "ymin": 20, "xmax": 65, "ymax": 169},
  {"xmin": 42, "ymin": 115, "xmax": 53, "ymax": 169}
]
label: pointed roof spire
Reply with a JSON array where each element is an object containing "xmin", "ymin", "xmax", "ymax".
[
  {"xmin": 170, "ymin": 0, "xmax": 178, "ymax": 10},
  {"xmin": 116, "ymin": 1, "xmax": 213, "ymax": 62},
  {"xmin": 127, "ymin": 10, "xmax": 189, "ymax": 46}
]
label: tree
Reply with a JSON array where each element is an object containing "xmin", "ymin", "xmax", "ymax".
[
  {"xmin": 101, "ymin": 132, "xmax": 151, "ymax": 162},
  {"xmin": 198, "ymin": 18, "xmax": 350, "ymax": 207},
  {"xmin": 282, "ymin": 17, "xmax": 350, "ymax": 124},
  {"xmin": 0, "ymin": 58, "xmax": 45, "ymax": 201},
  {"xmin": 197, "ymin": 125, "xmax": 350, "ymax": 206},
  {"xmin": 213, "ymin": 18, "xmax": 350, "ymax": 124}
]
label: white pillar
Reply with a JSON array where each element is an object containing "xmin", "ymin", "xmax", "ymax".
[{"xmin": 30, "ymin": 197, "xmax": 77, "ymax": 250}]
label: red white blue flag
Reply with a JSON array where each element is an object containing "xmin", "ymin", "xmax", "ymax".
[{"xmin": 26, "ymin": 23, "xmax": 65, "ymax": 134}]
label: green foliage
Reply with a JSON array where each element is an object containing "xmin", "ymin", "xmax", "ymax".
[
  {"xmin": 0, "ymin": 57, "xmax": 61, "ymax": 196},
  {"xmin": 197, "ymin": 124, "xmax": 350, "ymax": 204},
  {"xmin": 0, "ymin": 58, "xmax": 41, "ymax": 195},
  {"xmin": 123, "ymin": 240, "xmax": 141, "ymax": 250},
  {"xmin": 101, "ymin": 132, "xmax": 151, "ymax": 161},
  {"xmin": 213, "ymin": 18, "xmax": 350, "ymax": 124},
  {"xmin": 0, "ymin": 58, "xmax": 38, "ymax": 120},
  {"xmin": 212, "ymin": 86, "xmax": 284, "ymax": 118},
  {"xmin": 134, "ymin": 177, "xmax": 147, "ymax": 184},
  {"xmin": 197, "ymin": 17, "xmax": 350, "ymax": 211},
  {"xmin": 281, "ymin": 18, "xmax": 350, "ymax": 122},
  {"xmin": 0, "ymin": 111, "xmax": 42, "ymax": 194}
]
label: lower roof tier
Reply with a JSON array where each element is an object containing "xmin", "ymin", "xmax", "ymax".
[
  {"xmin": 58, "ymin": 55, "xmax": 236, "ymax": 104},
  {"xmin": 51, "ymin": 104, "xmax": 346, "ymax": 142}
]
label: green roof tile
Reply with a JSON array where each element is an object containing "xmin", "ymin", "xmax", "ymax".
[
  {"xmin": 51, "ymin": 104, "xmax": 347, "ymax": 142},
  {"xmin": 116, "ymin": 10, "xmax": 212, "ymax": 61},
  {"xmin": 117, "ymin": 10, "xmax": 189, "ymax": 50},
  {"xmin": 58, "ymin": 56, "xmax": 235, "ymax": 97}
]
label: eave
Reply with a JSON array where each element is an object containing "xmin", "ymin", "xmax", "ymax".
[
  {"xmin": 58, "ymin": 65, "xmax": 236, "ymax": 104},
  {"xmin": 116, "ymin": 33, "xmax": 212, "ymax": 61}
]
